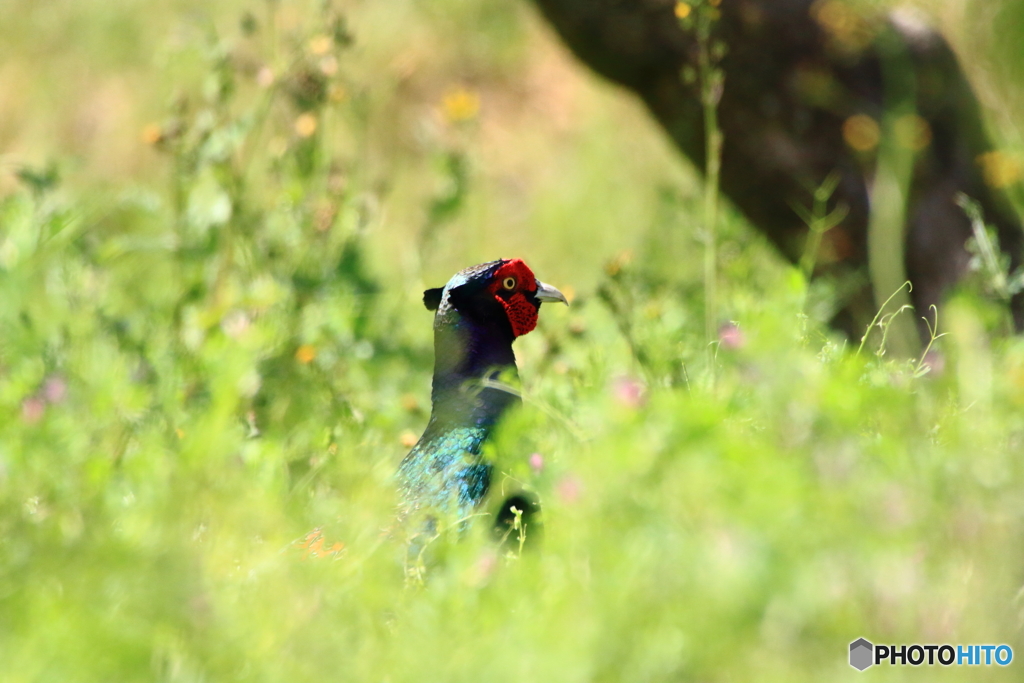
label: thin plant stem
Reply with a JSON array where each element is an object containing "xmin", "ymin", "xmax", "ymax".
[
  {"xmin": 794, "ymin": 171, "xmax": 848, "ymax": 280},
  {"xmin": 696, "ymin": 6, "xmax": 723, "ymax": 387},
  {"xmin": 913, "ymin": 305, "xmax": 947, "ymax": 377},
  {"xmin": 856, "ymin": 280, "xmax": 913, "ymax": 356}
]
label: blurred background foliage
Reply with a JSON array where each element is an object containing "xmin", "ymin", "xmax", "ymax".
[{"xmin": 1, "ymin": 0, "xmax": 1024, "ymax": 681}]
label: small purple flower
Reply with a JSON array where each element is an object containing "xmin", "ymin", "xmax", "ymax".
[
  {"xmin": 612, "ymin": 375, "xmax": 645, "ymax": 409},
  {"xmin": 22, "ymin": 397, "xmax": 45, "ymax": 424},
  {"xmin": 43, "ymin": 376, "xmax": 67, "ymax": 404},
  {"xmin": 475, "ymin": 550, "xmax": 498, "ymax": 581},
  {"xmin": 718, "ymin": 322, "xmax": 745, "ymax": 350},
  {"xmin": 556, "ymin": 475, "xmax": 583, "ymax": 504}
]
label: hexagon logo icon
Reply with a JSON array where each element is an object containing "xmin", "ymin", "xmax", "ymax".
[{"xmin": 850, "ymin": 638, "xmax": 874, "ymax": 671}]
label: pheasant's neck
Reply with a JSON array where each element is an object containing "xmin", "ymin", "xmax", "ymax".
[{"xmin": 429, "ymin": 318, "xmax": 520, "ymax": 432}]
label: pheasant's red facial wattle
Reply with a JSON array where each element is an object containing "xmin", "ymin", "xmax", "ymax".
[
  {"xmin": 500, "ymin": 291, "xmax": 539, "ymax": 337},
  {"xmin": 488, "ymin": 259, "xmax": 539, "ymax": 338}
]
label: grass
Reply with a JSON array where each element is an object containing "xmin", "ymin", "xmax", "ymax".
[{"xmin": 2, "ymin": 0, "xmax": 1024, "ymax": 681}]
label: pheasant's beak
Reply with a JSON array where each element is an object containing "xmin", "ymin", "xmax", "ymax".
[{"xmin": 535, "ymin": 280, "xmax": 569, "ymax": 305}]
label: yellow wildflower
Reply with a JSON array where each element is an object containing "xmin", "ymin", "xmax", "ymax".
[
  {"xmin": 141, "ymin": 123, "xmax": 162, "ymax": 145},
  {"xmin": 442, "ymin": 87, "xmax": 480, "ymax": 123},
  {"xmin": 977, "ymin": 151, "xmax": 1022, "ymax": 189},
  {"xmin": 294, "ymin": 113, "xmax": 318, "ymax": 138},
  {"xmin": 842, "ymin": 114, "xmax": 880, "ymax": 152},
  {"xmin": 295, "ymin": 344, "xmax": 317, "ymax": 364},
  {"xmin": 894, "ymin": 114, "xmax": 932, "ymax": 152},
  {"xmin": 308, "ymin": 34, "xmax": 332, "ymax": 56}
]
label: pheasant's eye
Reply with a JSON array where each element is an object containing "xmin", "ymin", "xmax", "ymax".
[{"xmin": 502, "ymin": 277, "xmax": 517, "ymax": 290}]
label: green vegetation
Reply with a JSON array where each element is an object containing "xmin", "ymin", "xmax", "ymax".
[{"xmin": 2, "ymin": 1, "xmax": 1024, "ymax": 680}]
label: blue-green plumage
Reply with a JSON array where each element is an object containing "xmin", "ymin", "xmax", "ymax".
[
  {"xmin": 397, "ymin": 259, "xmax": 566, "ymax": 526},
  {"xmin": 398, "ymin": 425, "xmax": 492, "ymax": 520}
]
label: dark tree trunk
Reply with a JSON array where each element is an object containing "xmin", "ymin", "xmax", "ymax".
[{"xmin": 531, "ymin": 0, "xmax": 1024, "ymax": 339}]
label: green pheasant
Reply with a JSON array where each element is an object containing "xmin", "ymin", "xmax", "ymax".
[{"xmin": 398, "ymin": 258, "xmax": 566, "ymax": 534}]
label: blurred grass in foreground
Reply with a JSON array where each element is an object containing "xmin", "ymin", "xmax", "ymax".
[{"xmin": 2, "ymin": 1, "xmax": 1024, "ymax": 681}]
